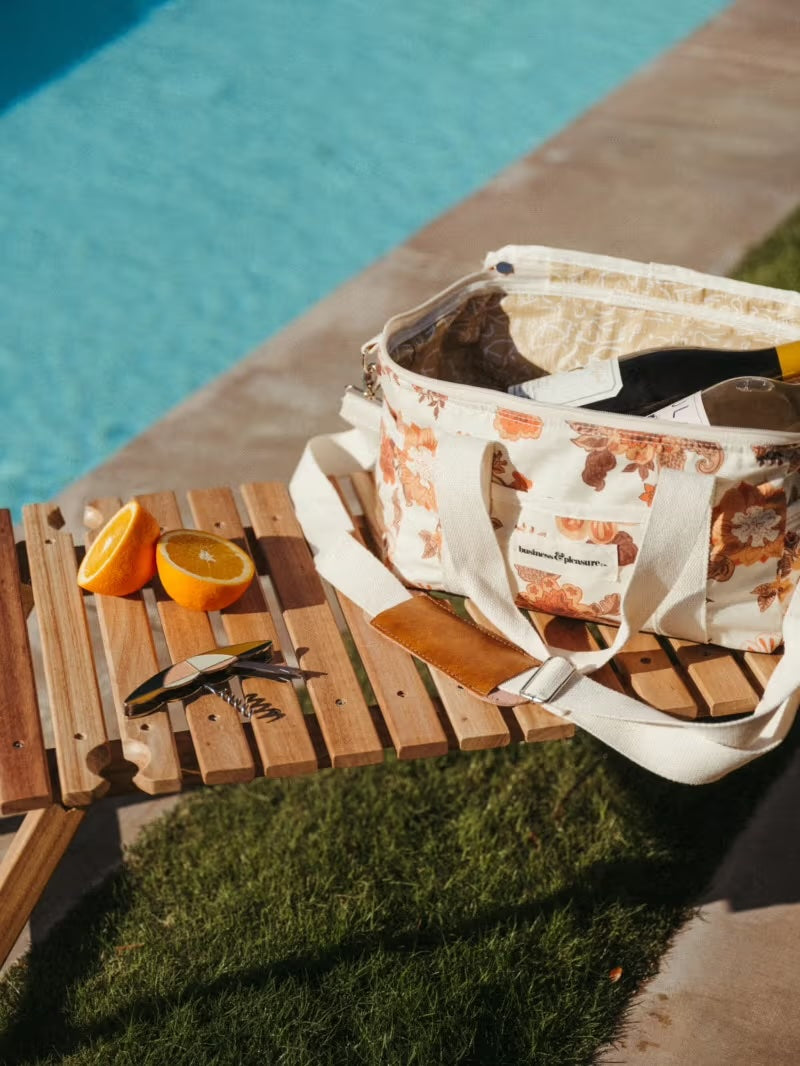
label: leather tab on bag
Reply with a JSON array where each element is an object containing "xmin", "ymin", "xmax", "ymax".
[{"xmin": 371, "ymin": 594, "xmax": 540, "ymax": 699}]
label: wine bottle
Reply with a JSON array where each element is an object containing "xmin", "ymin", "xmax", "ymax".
[
  {"xmin": 579, "ymin": 340, "xmax": 800, "ymax": 416},
  {"xmin": 649, "ymin": 376, "xmax": 800, "ymax": 431}
]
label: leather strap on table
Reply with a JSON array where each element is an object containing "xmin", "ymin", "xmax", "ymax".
[{"xmin": 370, "ymin": 594, "xmax": 540, "ymax": 701}]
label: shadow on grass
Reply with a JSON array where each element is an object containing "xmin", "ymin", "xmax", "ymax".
[
  {"xmin": 2, "ymin": 721, "xmax": 799, "ymax": 1064},
  {"xmin": 0, "ymin": 853, "xmax": 686, "ymax": 1064}
]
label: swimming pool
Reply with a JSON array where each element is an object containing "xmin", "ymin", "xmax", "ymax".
[{"xmin": 0, "ymin": 0, "xmax": 730, "ymax": 518}]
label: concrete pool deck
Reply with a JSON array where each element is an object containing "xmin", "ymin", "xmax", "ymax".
[{"xmin": 3, "ymin": 0, "xmax": 800, "ymax": 1060}]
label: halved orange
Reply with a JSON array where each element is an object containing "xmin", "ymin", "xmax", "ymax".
[
  {"xmin": 156, "ymin": 528, "xmax": 255, "ymax": 612},
  {"xmin": 77, "ymin": 500, "xmax": 160, "ymax": 596}
]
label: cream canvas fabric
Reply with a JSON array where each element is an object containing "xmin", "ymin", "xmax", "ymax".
[
  {"xmin": 369, "ymin": 245, "xmax": 800, "ymax": 652},
  {"xmin": 290, "ymin": 246, "xmax": 800, "ymax": 783}
]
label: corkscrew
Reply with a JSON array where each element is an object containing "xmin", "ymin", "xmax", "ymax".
[
  {"xmin": 124, "ymin": 639, "xmax": 313, "ymax": 720},
  {"xmin": 198, "ymin": 682, "xmax": 280, "ymax": 720}
]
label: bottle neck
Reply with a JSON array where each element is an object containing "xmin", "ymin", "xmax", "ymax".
[{"xmin": 651, "ymin": 376, "xmax": 800, "ymax": 431}]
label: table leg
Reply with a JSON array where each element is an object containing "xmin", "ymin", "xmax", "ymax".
[{"xmin": 0, "ymin": 804, "xmax": 86, "ymax": 968}]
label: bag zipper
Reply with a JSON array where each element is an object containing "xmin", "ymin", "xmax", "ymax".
[
  {"xmin": 376, "ymin": 273, "xmax": 800, "ymax": 444},
  {"xmin": 383, "ymin": 273, "xmax": 800, "ymax": 350}
]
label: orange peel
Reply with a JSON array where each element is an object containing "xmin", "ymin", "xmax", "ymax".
[{"xmin": 77, "ymin": 500, "xmax": 160, "ymax": 596}]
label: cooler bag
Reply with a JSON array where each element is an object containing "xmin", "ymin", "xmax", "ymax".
[{"xmin": 290, "ymin": 245, "xmax": 800, "ymax": 785}]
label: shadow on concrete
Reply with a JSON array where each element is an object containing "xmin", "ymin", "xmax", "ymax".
[
  {"xmin": 699, "ymin": 740, "xmax": 800, "ymax": 912},
  {"xmin": 0, "ymin": 0, "xmax": 167, "ymax": 114},
  {"xmin": 599, "ymin": 717, "xmax": 800, "ymax": 914},
  {"xmin": 28, "ymin": 801, "xmax": 123, "ymax": 951},
  {"xmin": 21, "ymin": 792, "xmax": 182, "ymax": 963}
]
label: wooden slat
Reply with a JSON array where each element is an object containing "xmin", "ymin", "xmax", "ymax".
[
  {"xmin": 428, "ymin": 667, "xmax": 511, "ymax": 750},
  {"xmin": 0, "ymin": 511, "xmax": 52, "ymax": 813},
  {"xmin": 22, "ymin": 505, "xmax": 110, "ymax": 806},
  {"xmin": 339, "ymin": 599, "xmax": 450, "ymax": 758},
  {"xmin": 743, "ymin": 649, "xmax": 781, "ymax": 690},
  {"xmin": 0, "ymin": 804, "xmax": 86, "ymax": 968},
  {"xmin": 669, "ymin": 639, "xmax": 759, "ymax": 717},
  {"xmin": 598, "ymin": 626, "xmax": 699, "ymax": 718},
  {"xmin": 329, "ymin": 477, "xmax": 449, "ymax": 760},
  {"xmin": 187, "ymin": 487, "xmax": 318, "ymax": 778},
  {"xmin": 241, "ymin": 482, "xmax": 383, "ymax": 768},
  {"xmin": 136, "ymin": 492, "xmax": 255, "ymax": 786},
  {"xmin": 86, "ymin": 498, "xmax": 182, "ymax": 795}
]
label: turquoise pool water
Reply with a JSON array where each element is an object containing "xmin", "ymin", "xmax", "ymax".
[{"xmin": 0, "ymin": 0, "xmax": 729, "ymax": 517}]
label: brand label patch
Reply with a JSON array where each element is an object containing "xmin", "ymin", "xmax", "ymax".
[{"xmin": 513, "ymin": 536, "xmax": 619, "ymax": 580}]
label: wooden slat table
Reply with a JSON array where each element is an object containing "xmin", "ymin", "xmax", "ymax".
[{"xmin": 0, "ymin": 478, "xmax": 782, "ymax": 967}]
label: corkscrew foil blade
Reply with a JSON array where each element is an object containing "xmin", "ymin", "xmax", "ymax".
[{"xmin": 124, "ymin": 640, "xmax": 306, "ymax": 717}]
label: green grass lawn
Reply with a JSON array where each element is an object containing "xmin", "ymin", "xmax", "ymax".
[
  {"xmin": 731, "ymin": 202, "xmax": 800, "ymax": 292},
  {"xmin": 1, "ymin": 212, "xmax": 799, "ymax": 1066},
  {"xmin": 2, "ymin": 736, "xmax": 798, "ymax": 1066}
]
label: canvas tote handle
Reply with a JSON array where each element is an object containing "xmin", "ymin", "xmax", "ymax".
[
  {"xmin": 290, "ymin": 406, "xmax": 800, "ymax": 784},
  {"xmin": 433, "ymin": 433, "xmax": 712, "ymax": 670},
  {"xmin": 428, "ymin": 431, "xmax": 800, "ymax": 781}
]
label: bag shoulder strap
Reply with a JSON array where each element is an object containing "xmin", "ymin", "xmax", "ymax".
[{"xmin": 290, "ymin": 402, "xmax": 800, "ymax": 786}]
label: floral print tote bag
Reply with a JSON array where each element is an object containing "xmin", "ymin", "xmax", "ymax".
[{"xmin": 290, "ymin": 246, "xmax": 800, "ymax": 784}]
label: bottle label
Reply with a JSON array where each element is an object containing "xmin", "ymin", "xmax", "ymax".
[
  {"xmin": 648, "ymin": 391, "xmax": 710, "ymax": 425},
  {"xmin": 508, "ymin": 357, "xmax": 622, "ymax": 406}
]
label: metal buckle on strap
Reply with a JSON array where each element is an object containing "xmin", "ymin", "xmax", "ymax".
[{"xmin": 517, "ymin": 657, "xmax": 576, "ymax": 705}]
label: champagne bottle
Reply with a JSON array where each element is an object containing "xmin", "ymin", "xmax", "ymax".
[
  {"xmin": 580, "ymin": 340, "xmax": 800, "ymax": 416},
  {"xmin": 649, "ymin": 376, "xmax": 800, "ymax": 431}
]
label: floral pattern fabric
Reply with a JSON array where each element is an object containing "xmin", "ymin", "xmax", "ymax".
[
  {"xmin": 373, "ymin": 247, "xmax": 800, "ymax": 650},
  {"xmin": 513, "ymin": 565, "xmax": 620, "ymax": 622}
]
